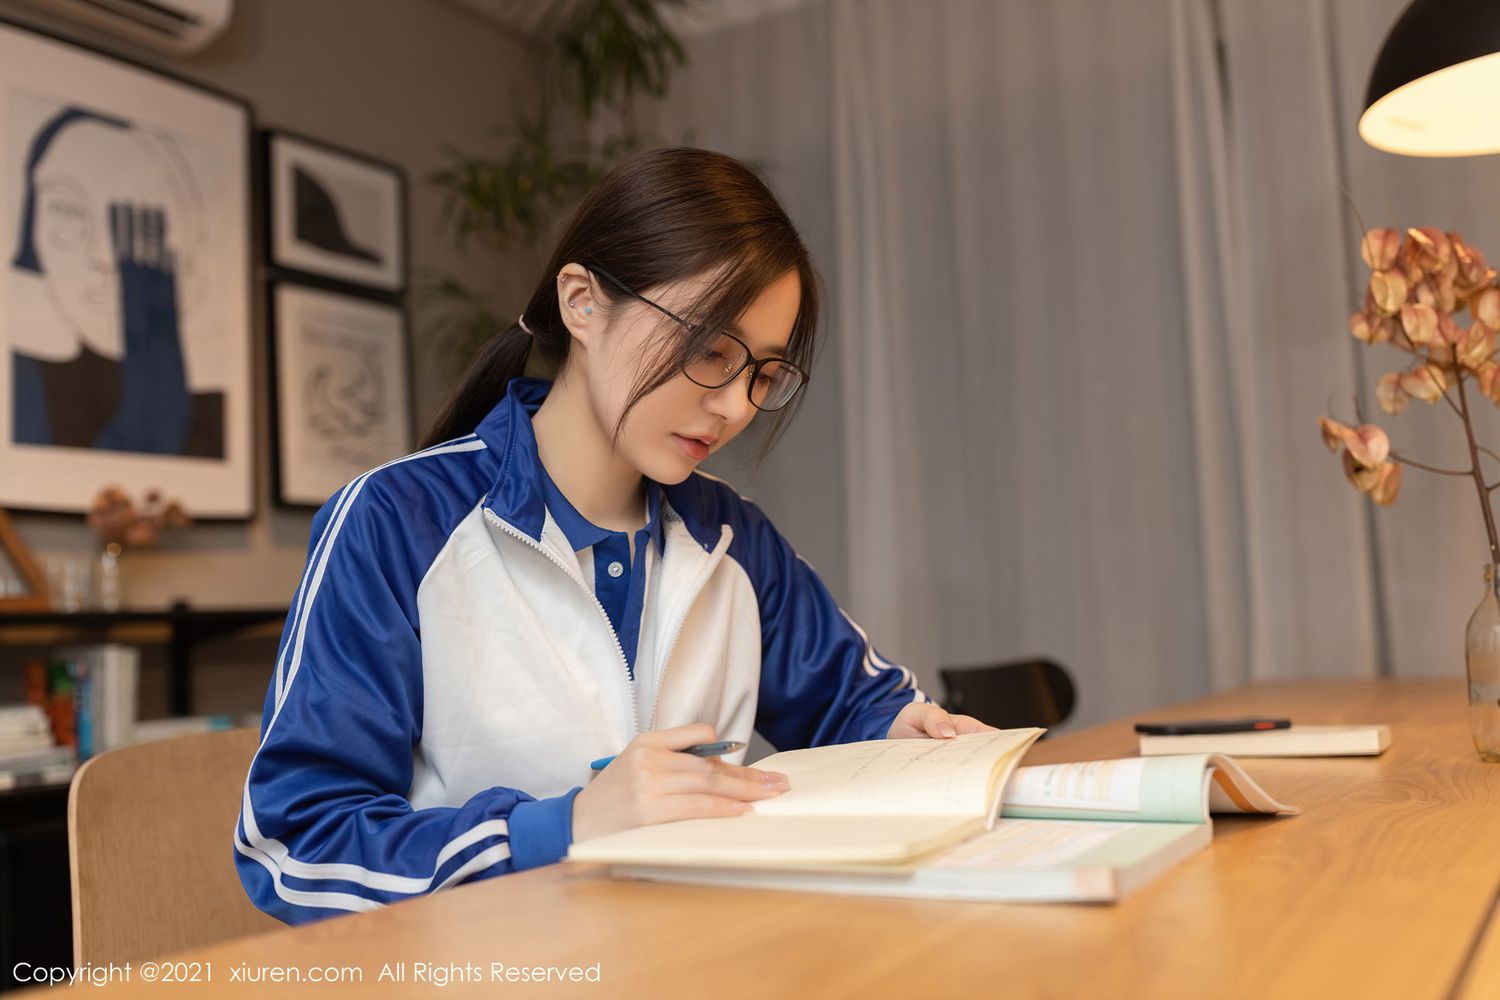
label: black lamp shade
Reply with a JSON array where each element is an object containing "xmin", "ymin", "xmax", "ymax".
[{"xmin": 1361, "ymin": 0, "xmax": 1500, "ymax": 156}]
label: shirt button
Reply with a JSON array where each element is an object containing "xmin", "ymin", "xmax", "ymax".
[{"xmin": 607, "ymin": 561, "xmax": 624, "ymax": 578}]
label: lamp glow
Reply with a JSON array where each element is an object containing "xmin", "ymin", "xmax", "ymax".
[{"xmin": 1360, "ymin": 0, "xmax": 1500, "ymax": 157}]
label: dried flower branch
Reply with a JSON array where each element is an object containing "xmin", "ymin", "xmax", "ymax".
[
  {"xmin": 1325, "ymin": 226, "xmax": 1500, "ymax": 562},
  {"xmin": 85, "ymin": 486, "xmax": 191, "ymax": 550}
]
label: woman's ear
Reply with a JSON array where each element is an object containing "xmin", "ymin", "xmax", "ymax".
[{"xmin": 556, "ymin": 262, "xmax": 602, "ymax": 350}]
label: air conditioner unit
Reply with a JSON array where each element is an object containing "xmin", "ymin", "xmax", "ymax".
[{"xmin": 21, "ymin": 0, "xmax": 233, "ymax": 55}]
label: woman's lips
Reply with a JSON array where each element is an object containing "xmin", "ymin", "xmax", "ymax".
[{"xmin": 672, "ymin": 433, "xmax": 709, "ymax": 460}]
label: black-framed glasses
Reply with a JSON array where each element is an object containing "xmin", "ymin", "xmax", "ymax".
[{"xmin": 584, "ymin": 263, "xmax": 809, "ymax": 412}]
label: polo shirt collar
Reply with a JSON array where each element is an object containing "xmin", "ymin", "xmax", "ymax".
[{"xmin": 539, "ymin": 463, "xmax": 666, "ymax": 557}]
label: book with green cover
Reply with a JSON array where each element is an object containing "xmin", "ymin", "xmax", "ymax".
[{"xmin": 999, "ymin": 752, "xmax": 1298, "ymax": 822}]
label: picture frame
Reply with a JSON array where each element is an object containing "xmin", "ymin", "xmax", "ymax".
[
  {"xmin": 0, "ymin": 16, "xmax": 255, "ymax": 519},
  {"xmin": 262, "ymin": 129, "xmax": 407, "ymax": 295},
  {"xmin": 0, "ymin": 508, "xmax": 49, "ymax": 612},
  {"xmin": 267, "ymin": 281, "xmax": 414, "ymax": 509}
]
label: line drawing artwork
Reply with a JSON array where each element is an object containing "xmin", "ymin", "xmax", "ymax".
[
  {"xmin": 303, "ymin": 346, "xmax": 386, "ymax": 448},
  {"xmin": 8, "ymin": 95, "xmax": 222, "ymax": 458},
  {"xmin": 275, "ymin": 285, "xmax": 409, "ymax": 503}
]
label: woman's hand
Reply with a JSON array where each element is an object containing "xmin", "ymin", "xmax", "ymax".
[
  {"xmin": 571, "ymin": 723, "xmax": 790, "ymax": 843},
  {"xmin": 885, "ymin": 701, "xmax": 997, "ymax": 740}
]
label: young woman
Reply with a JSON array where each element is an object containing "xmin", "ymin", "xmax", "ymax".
[{"xmin": 235, "ymin": 146, "xmax": 994, "ymax": 925}]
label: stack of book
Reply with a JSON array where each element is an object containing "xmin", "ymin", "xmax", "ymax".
[
  {"xmin": 568, "ymin": 729, "xmax": 1299, "ymax": 903},
  {"xmin": 0, "ymin": 704, "xmax": 75, "ymax": 791},
  {"xmin": 5, "ymin": 643, "xmax": 141, "ymax": 789}
]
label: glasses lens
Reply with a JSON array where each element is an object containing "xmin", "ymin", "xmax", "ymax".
[
  {"xmin": 751, "ymin": 360, "xmax": 804, "ymax": 411},
  {"xmin": 680, "ymin": 331, "xmax": 804, "ymax": 410},
  {"xmin": 683, "ymin": 332, "xmax": 751, "ymax": 388}
]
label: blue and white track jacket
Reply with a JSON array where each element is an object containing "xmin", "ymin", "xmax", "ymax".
[{"xmin": 234, "ymin": 375, "xmax": 931, "ymax": 924}]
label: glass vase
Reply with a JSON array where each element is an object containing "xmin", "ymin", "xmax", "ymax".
[
  {"xmin": 94, "ymin": 541, "xmax": 123, "ymax": 612},
  {"xmin": 1464, "ymin": 563, "xmax": 1500, "ymax": 762}
]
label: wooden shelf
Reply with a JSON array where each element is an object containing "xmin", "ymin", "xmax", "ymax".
[{"xmin": 0, "ymin": 601, "xmax": 288, "ymax": 715}]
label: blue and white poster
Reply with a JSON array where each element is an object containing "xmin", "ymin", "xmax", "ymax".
[{"xmin": 0, "ymin": 22, "xmax": 252, "ymax": 517}]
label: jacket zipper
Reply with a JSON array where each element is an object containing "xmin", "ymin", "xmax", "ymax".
[
  {"xmin": 482, "ymin": 505, "xmax": 641, "ymax": 740},
  {"xmin": 646, "ymin": 524, "xmax": 733, "ymax": 733}
]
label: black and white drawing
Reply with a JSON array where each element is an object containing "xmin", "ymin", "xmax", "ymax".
[
  {"xmin": 269, "ymin": 283, "xmax": 412, "ymax": 508},
  {"xmin": 0, "ymin": 20, "xmax": 253, "ymax": 517},
  {"xmin": 265, "ymin": 131, "xmax": 406, "ymax": 294}
]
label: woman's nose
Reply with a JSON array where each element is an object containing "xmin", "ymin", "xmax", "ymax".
[{"xmin": 705, "ymin": 368, "xmax": 754, "ymax": 423}]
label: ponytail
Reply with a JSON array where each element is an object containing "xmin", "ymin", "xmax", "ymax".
[{"xmin": 418, "ymin": 322, "xmax": 534, "ymax": 448}]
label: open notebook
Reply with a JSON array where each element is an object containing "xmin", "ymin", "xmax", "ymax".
[
  {"xmin": 568, "ymin": 729, "xmax": 1047, "ymax": 868},
  {"xmin": 567, "ymin": 732, "xmax": 1298, "ymax": 901}
]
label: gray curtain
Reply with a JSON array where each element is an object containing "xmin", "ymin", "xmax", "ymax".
[{"xmin": 653, "ymin": 0, "xmax": 1492, "ymax": 731}]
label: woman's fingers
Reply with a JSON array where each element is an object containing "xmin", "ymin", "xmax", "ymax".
[
  {"xmin": 646, "ymin": 794, "xmax": 755, "ymax": 823},
  {"xmin": 638, "ymin": 722, "xmax": 717, "ymax": 752},
  {"xmin": 654, "ymin": 749, "xmax": 783, "ymax": 781},
  {"xmin": 651, "ymin": 759, "xmax": 789, "ymax": 800},
  {"xmin": 919, "ymin": 705, "xmax": 959, "ymax": 738},
  {"xmin": 951, "ymin": 714, "xmax": 998, "ymax": 734}
]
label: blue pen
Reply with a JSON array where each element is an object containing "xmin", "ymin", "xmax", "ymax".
[{"xmin": 590, "ymin": 740, "xmax": 747, "ymax": 771}]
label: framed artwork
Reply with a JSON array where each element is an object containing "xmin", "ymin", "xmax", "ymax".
[
  {"xmin": 263, "ymin": 130, "xmax": 406, "ymax": 295},
  {"xmin": 0, "ymin": 18, "xmax": 254, "ymax": 518},
  {"xmin": 0, "ymin": 508, "xmax": 48, "ymax": 611},
  {"xmin": 268, "ymin": 282, "xmax": 413, "ymax": 509}
]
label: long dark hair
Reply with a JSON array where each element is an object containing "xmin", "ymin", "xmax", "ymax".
[{"xmin": 419, "ymin": 146, "xmax": 821, "ymax": 466}]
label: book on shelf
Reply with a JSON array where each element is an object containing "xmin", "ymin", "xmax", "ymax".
[
  {"xmin": 67, "ymin": 644, "xmax": 139, "ymax": 757},
  {"xmin": 0, "ymin": 703, "xmax": 53, "ymax": 755},
  {"xmin": 1137, "ymin": 724, "xmax": 1390, "ymax": 757},
  {"xmin": 0, "ymin": 651, "xmax": 261, "ymax": 794},
  {"xmin": 0, "ymin": 739, "xmax": 77, "ymax": 791},
  {"xmin": 0, "ymin": 760, "xmax": 77, "ymax": 792},
  {"xmin": 14, "ymin": 644, "xmax": 138, "ymax": 766},
  {"xmin": 568, "ymin": 730, "xmax": 1297, "ymax": 903},
  {"xmin": 0, "ymin": 703, "xmax": 49, "ymax": 734}
]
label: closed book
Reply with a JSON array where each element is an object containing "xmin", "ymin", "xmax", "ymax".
[
  {"xmin": 60, "ymin": 644, "xmax": 139, "ymax": 755},
  {"xmin": 1138, "ymin": 724, "xmax": 1390, "ymax": 757},
  {"xmin": 0, "ymin": 704, "xmax": 50, "ymax": 735},
  {"xmin": 0, "ymin": 732, "xmax": 56, "ymax": 754},
  {"xmin": 0, "ymin": 745, "xmax": 75, "ymax": 770},
  {"xmin": 0, "ymin": 761, "xmax": 77, "ymax": 792},
  {"xmin": 614, "ymin": 818, "xmax": 1214, "ymax": 903}
]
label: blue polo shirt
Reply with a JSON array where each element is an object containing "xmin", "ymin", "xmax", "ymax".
[{"xmin": 535, "ymin": 463, "xmax": 665, "ymax": 680}]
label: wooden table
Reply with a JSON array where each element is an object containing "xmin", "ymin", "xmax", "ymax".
[{"xmin": 24, "ymin": 679, "xmax": 1500, "ymax": 998}]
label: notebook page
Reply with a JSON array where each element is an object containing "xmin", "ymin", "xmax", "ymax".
[{"xmin": 747, "ymin": 729, "xmax": 1041, "ymax": 818}]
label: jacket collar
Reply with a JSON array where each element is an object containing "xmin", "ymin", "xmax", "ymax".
[{"xmin": 477, "ymin": 376, "xmax": 720, "ymax": 552}]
